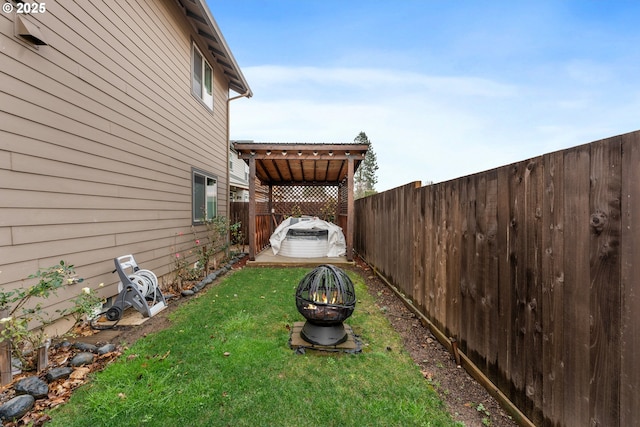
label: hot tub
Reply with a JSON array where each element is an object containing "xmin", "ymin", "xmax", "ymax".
[
  {"xmin": 270, "ymin": 217, "xmax": 346, "ymax": 258},
  {"xmin": 278, "ymin": 228, "xmax": 329, "ymax": 258}
]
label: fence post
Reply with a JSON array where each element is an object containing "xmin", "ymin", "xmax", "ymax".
[
  {"xmin": 0, "ymin": 308, "xmax": 12, "ymax": 385},
  {"xmin": 37, "ymin": 338, "xmax": 50, "ymax": 373}
]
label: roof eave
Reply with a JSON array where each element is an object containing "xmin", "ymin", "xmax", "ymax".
[{"xmin": 178, "ymin": 0, "xmax": 253, "ymax": 97}]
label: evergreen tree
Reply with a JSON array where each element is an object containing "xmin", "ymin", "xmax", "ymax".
[{"xmin": 353, "ymin": 131, "xmax": 379, "ymax": 199}]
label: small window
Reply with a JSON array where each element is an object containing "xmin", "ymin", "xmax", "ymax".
[
  {"xmin": 192, "ymin": 43, "xmax": 213, "ymax": 110},
  {"xmin": 193, "ymin": 169, "xmax": 217, "ymax": 223}
]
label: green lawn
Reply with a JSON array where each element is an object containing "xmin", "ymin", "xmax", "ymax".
[{"xmin": 47, "ymin": 267, "xmax": 460, "ymax": 427}]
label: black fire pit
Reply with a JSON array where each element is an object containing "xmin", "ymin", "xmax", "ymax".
[{"xmin": 295, "ymin": 264, "xmax": 356, "ymax": 346}]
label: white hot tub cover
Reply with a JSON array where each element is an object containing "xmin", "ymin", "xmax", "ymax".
[{"xmin": 270, "ymin": 216, "xmax": 346, "ymax": 257}]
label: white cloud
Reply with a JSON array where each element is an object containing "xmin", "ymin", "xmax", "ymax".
[
  {"xmin": 229, "ymin": 64, "xmax": 636, "ymax": 192},
  {"xmin": 243, "ymin": 65, "xmax": 518, "ymax": 99}
]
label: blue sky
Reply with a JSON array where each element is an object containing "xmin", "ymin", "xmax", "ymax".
[{"xmin": 209, "ymin": 1, "xmax": 640, "ymax": 192}]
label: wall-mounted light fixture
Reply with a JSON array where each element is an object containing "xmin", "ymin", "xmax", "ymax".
[
  {"xmin": 282, "ymin": 150, "xmax": 287, "ymax": 156},
  {"xmin": 328, "ymin": 150, "xmax": 333, "ymax": 156},
  {"xmin": 313, "ymin": 150, "xmax": 319, "ymax": 156},
  {"xmin": 345, "ymin": 151, "xmax": 350, "ymax": 156},
  {"xmin": 266, "ymin": 150, "xmax": 271, "ymax": 155},
  {"xmin": 297, "ymin": 151, "xmax": 302, "ymax": 156}
]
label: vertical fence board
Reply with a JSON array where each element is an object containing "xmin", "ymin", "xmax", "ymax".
[
  {"xmin": 589, "ymin": 138, "xmax": 622, "ymax": 427},
  {"xmin": 413, "ymin": 186, "xmax": 425, "ymax": 312},
  {"xmin": 562, "ymin": 145, "xmax": 591, "ymax": 426},
  {"xmin": 376, "ymin": 193, "xmax": 384, "ymax": 274},
  {"xmin": 525, "ymin": 158, "xmax": 544, "ymax": 425},
  {"xmin": 421, "ymin": 186, "xmax": 433, "ymax": 323},
  {"xmin": 476, "ymin": 173, "xmax": 489, "ymax": 371},
  {"xmin": 496, "ymin": 165, "xmax": 514, "ymax": 397},
  {"xmin": 467, "ymin": 175, "xmax": 482, "ymax": 367},
  {"xmin": 446, "ymin": 180, "xmax": 461, "ymax": 339},
  {"xmin": 434, "ymin": 184, "xmax": 447, "ymax": 331},
  {"xmin": 404, "ymin": 184, "xmax": 416, "ymax": 301},
  {"xmin": 542, "ymin": 150, "xmax": 565, "ymax": 427},
  {"xmin": 424, "ymin": 185, "xmax": 437, "ymax": 326},
  {"xmin": 382, "ymin": 192, "xmax": 392, "ymax": 282},
  {"xmin": 390, "ymin": 189, "xmax": 399, "ymax": 287},
  {"xmin": 459, "ymin": 177, "xmax": 473, "ymax": 354},
  {"xmin": 485, "ymin": 170, "xmax": 500, "ymax": 382},
  {"xmin": 396, "ymin": 187, "xmax": 405, "ymax": 292},
  {"xmin": 510, "ymin": 161, "xmax": 528, "ymax": 411},
  {"xmin": 376, "ymin": 194, "xmax": 382, "ymax": 265},
  {"xmin": 620, "ymin": 133, "xmax": 640, "ymax": 426}
]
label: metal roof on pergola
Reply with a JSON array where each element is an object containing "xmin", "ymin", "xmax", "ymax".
[{"xmin": 232, "ymin": 142, "xmax": 369, "ymax": 261}]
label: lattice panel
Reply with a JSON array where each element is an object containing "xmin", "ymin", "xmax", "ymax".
[
  {"xmin": 272, "ymin": 185, "xmax": 339, "ymax": 222},
  {"xmin": 338, "ymin": 179, "xmax": 348, "ymax": 215}
]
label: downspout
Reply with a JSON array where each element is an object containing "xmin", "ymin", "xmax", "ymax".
[{"xmin": 226, "ymin": 89, "xmax": 251, "ymax": 243}]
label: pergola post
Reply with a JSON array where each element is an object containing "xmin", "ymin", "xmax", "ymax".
[
  {"xmin": 346, "ymin": 155, "xmax": 354, "ymax": 262},
  {"xmin": 268, "ymin": 185, "xmax": 274, "ymax": 233},
  {"xmin": 248, "ymin": 154, "xmax": 256, "ymax": 261}
]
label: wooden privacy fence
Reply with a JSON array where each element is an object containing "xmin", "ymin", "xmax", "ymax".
[
  {"xmin": 230, "ymin": 202, "xmax": 269, "ymax": 250},
  {"xmin": 230, "ymin": 202, "xmax": 250, "ymax": 245},
  {"xmin": 354, "ymin": 131, "xmax": 639, "ymax": 427}
]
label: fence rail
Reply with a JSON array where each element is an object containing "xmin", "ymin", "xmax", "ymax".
[{"xmin": 354, "ymin": 131, "xmax": 640, "ymax": 427}]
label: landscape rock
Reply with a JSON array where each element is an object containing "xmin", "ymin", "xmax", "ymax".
[
  {"xmin": 73, "ymin": 342, "xmax": 98, "ymax": 353},
  {"xmin": 97, "ymin": 343, "xmax": 116, "ymax": 355},
  {"xmin": 181, "ymin": 289, "xmax": 195, "ymax": 297},
  {"xmin": 46, "ymin": 367, "xmax": 74, "ymax": 382},
  {"xmin": 56, "ymin": 340, "xmax": 72, "ymax": 349},
  {"xmin": 0, "ymin": 395, "xmax": 35, "ymax": 421},
  {"xmin": 70, "ymin": 352, "xmax": 95, "ymax": 366},
  {"xmin": 14, "ymin": 376, "xmax": 49, "ymax": 399},
  {"xmin": 194, "ymin": 272, "xmax": 218, "ymax": 291}
]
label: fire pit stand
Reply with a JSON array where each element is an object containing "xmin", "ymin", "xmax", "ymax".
[{"xmin": 294, "ymin": 264, "xmax": 356, "ymax": 346}]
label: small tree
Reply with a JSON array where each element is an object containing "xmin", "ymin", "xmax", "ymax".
[{"xmin": 353, "ymin": 131, "xmax": 379, "ymax": 199}]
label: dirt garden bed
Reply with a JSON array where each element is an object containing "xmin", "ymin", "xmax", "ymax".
[{"xmin": 351, "ymin": 257, "xmax": 518, "ymax": 427}]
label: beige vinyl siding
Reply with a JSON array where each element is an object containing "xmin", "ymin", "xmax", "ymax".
[{"xmin": 0, "ymin": 0, "xmax": 232, "ymax": 315}]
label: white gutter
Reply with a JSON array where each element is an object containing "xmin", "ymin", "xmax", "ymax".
[{"xmin": 226, "ymin": 89, "xmax": 251, "ymax": 217}]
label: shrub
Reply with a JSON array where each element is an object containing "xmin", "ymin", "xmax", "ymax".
[{"xmin": 0, "ymin": 261, "xmax": 75, "ymax": 367}]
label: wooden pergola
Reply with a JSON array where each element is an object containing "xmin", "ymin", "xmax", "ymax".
[{"xmin": 232, "ymin": 142, "xmax": 369, "ymax": 261}]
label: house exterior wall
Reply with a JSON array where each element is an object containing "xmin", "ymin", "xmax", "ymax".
[
  {"xmin": 0, "ymin": 0, "xmax": 235, "ymax": 316},
  {"xmin": 229, "ymin": 149, "xmax": 249, "ymax": 201}
]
